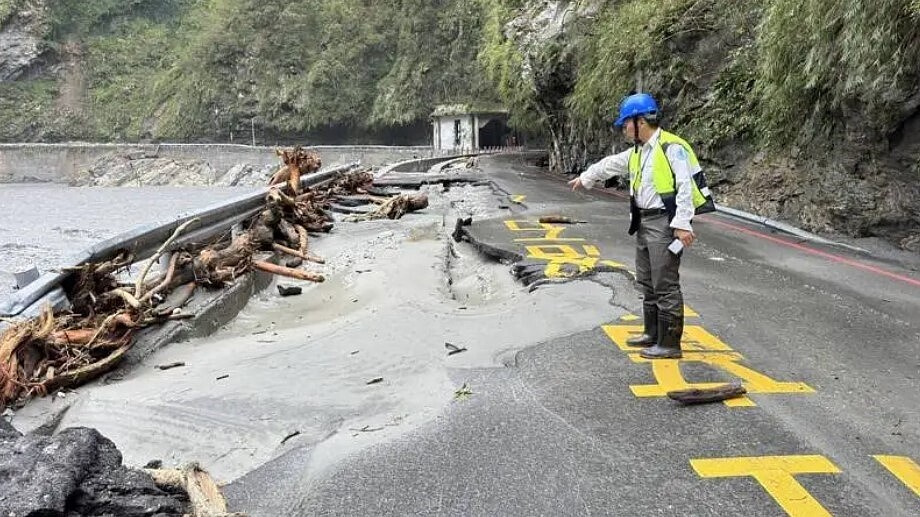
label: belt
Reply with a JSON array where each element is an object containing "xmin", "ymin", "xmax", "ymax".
[{"xmin": 638, "ymin": 208, "xmax": 667, "ymax": 216}]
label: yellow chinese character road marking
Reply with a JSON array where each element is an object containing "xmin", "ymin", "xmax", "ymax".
[
  {"xmin": 526, "ymin": 245, "xmax": 626, "ymax": 278},
  {"xmin": 603, "ymin": 325, "xmax": 734, "ymax": 353},
  {"xmin": 514, "ymin": 225, "xmax": 585, "ymax": 243},
  {"xmin": 691, "ymin": 455, "xmax": 840, "ymax": 517},
  {"xmin": 525, "ymin": 244, "xmax": 585, "ymax": 260},
  {"xmin": 504, "ymin": 220, "xmax": 546, "ymax": 231},
  {"xmin": 873, "ymin": 455, "xmax": 920, "ymax": 497},
  {"xmin": 506, "ymin": 221, "xmax": 585, "ymax": 243},
  {"xmin": 628, "ymin": 352, "xmax": 814, "ymax": 407},
  {"xmin": 503, "ymin": 220, "xmax": 627, "ymax": 278},
  {"xmin": 684, "ymin": 305, "xmax": 699, "ymax": 317},
  {"xmin": 620, "ymin": 314, "xmax": 641, "ymax": 322},
  {"xmin": 511, "ymin": 195, "xmax": 527, "ymax": 203}
]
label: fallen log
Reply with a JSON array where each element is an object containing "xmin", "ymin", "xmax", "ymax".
[
  {"xmin": 0, "ymin": 153, "xmax": 387, "ymax": 408},
  {"xmin": 41, "ymin": 339, "xmax": 133, "ymax": 396},
  {"xmin": 154, "ymin": 281, "xmax": 197, "ymax": 317},
  {"xmin": 269, "ymin": 147, "xmax": 322, "ymax": 195},
  {"xmin": 145, "ymin": 463, "xmax": 246, "ymax": 517},
  {"xmin": 295, "ymin": 224, "xmax": 309, "ymax": 253},
  {"xmin": 50, "ymin": 329, "xmax": 96, "ymax": 346},
  {"xmin": 272, "ymin": 243, "xmax": 324, "ymax": 264},
  {"xmin": 667, "ymin": 382, "xmax": 748, "ymax": 405},
  {"xmin": 134, "ymin": 218, "xmax": 200, "ymax": 300},
  {"xmin": 108, "ymin": 289, "xmax": 141, "ymax": 310},
  {"xmin": 538, "ymin": 215, "xmax": 586, "ymax": 224},
  {"xmin": 336, "ymin": 194, "xmax": 390, "ymax": 206},
  {"xmin": 328, "ymin": 204, "xmax": 371, "ymax": 215},
  {"xmin": 345, "ymin": 193, "xmax": 428, "ymax": 221},
  {"xmin": 139, "ymin": 253, "xmax": 179, "ymax": 304},
  {"xmin": 252, "ymin": 261, "xmax": 324, "ymax": 283}
]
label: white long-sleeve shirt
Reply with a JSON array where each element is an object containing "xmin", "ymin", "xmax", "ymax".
[{"xmin": 578, "ymin": 129, "xmax": 696, "ymax": 232}]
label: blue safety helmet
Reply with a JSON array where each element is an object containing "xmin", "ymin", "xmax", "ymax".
[{"xmin": 614, "ymin": 93, "xmax": 659, "ymax": 127}]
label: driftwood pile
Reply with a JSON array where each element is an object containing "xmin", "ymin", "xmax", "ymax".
[{"xmin": 0, "ymin": 148, "xmax": 429, "ymax": 410}]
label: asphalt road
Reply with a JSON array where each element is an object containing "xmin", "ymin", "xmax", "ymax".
[
  {"xmin": 229, "ymin": 155, "xmax": 918, "ymax": 516},
  {"xmin": 10, "ymin": 155, "xmax": 916, "ymax": 516}
]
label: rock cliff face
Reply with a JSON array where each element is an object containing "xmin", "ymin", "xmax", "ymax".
[
  {"xmin": 499, "ymin": 1, "xmax": 601, "ymax": 175},
  {"xmin": 494, "ymin": 0, "xmax": 920, "ymax": 250},
  {"xmin": 0, "ymin": 1, "xmax": 49, "ymax": 82}
]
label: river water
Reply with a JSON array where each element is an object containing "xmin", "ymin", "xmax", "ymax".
[{"xmin": 0, "ymin": 183, "xmax": 257, "ymax": 298}]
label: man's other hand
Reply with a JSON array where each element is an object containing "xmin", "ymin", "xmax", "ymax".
[
  {"xmin": 568, "ymin": 177, "xmax": 584, "ymax": 191},
  {"xmin": 674, "ymin": 229, "xmax": 695, "ymax": 248}
]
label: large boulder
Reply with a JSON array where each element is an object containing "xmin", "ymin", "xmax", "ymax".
[{"xmin": 0, "ymin": 426, "xmax": 188, "ymax": 516}]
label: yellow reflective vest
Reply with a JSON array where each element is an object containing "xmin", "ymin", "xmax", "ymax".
[{"xmin": 626, "ymin": 131, "xmax": 715, "ymax": 234}]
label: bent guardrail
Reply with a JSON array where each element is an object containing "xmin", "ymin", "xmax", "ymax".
[{"xmin": 0, "ymin": 162, "xmax": 361, "ymax": 319}]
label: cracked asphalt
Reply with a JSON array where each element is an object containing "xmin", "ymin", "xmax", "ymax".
[
  {"xmin": 229, "ymin": 155, "xmax": 920, "ymax": 515},
  {"xmin": 9, "ymin": 155, "xmax": 917, "ymax": 516}
]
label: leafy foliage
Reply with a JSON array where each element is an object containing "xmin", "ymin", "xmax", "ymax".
[
  {"xmin": 479, "ymin": 0, "xmax": 919, "ymax": 151},
  {"xmin": 2, "ymin": 0, "xmax": 919, "ymax": 150},
  {"xmin": 756, "ymin": 0, "xmax": 920, "ymax": 145}
]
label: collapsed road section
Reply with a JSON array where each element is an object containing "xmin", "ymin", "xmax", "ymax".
[
  {"xmin": 1, "ymin": 152, "xmax": 642, "ymax": 517},
  {"xmin": 0, "ymin": 148, "xmax": 449, "ymax": 517}
]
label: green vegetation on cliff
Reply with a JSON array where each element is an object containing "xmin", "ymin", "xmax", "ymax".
[
  {"xmin": 1, "ymin": 0, "xmax": 918, "ymax": 244},
  {"xmin": 1, "ymin": 0, "xmax": 497, "ymax": 142},
  {"xmin": 480, "ymin": 0, "xmax": 920, "ymax": 153},
  {"xmin": 477, "ymin": 0, "xmax": 918, "ymax": 246},
  {"xmin": 3, "ymin": 0, "xmax": 919, "ymax": 156}
]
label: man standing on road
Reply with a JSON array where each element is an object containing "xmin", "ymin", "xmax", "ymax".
[{"xmin": 569, "ymin": 93, "xmax": 712, "ymax": 359}]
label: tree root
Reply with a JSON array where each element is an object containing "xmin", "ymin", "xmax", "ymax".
[{"xmin": 0, "ymin": 156, "xmax": 386, "ymax": 408}]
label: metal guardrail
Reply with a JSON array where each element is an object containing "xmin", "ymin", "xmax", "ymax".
[
  {"xmin": 0, "ymin": 162, "xmax": 361, "ymax": 319},
  {"xmin": 714, "ymin": 204, "xmax": 871, "ymax": 255}
]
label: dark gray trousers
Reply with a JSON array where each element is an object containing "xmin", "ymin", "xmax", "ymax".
[{"xmin": 635, "ymin": 213, "xmax": 684, "ymax": 321}]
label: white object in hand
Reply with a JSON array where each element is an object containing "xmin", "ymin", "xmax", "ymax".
[{"xmin": 668, "ymin": 239, "xmax": 684, "ymax": 255}]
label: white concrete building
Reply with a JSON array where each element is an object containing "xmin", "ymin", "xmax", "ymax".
[{"xmin": 431, "ymin": 104, "xmax": 511, "ymax": 151}]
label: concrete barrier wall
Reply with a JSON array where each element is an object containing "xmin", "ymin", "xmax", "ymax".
[{"xmin": 0, "ymin": 143, "xmax": 447, "ymax": 183}]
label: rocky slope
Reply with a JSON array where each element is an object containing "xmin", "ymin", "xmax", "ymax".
[
  {"xmin": 0, "ymin": 1, "xmax": 49, "ymax": 81},
  {"xmin": 483, "ymin": 0, "xmax": 920, "ymax": 250},
  {"xmin": 1, "ymin": 0, "xmax": 918, "ymax": 249},
  {"xmin": 70, "ymin": 151, "xmax": 277, "ymax": 187}
]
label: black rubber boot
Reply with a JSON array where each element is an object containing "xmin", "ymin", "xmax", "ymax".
[
  {"xmin": 640, "ymin": 314, "xmax": 683, "ymax": 359},
  {"xmin": 626, "ymin": 306, "xmax": 658, "ymax": 347}
]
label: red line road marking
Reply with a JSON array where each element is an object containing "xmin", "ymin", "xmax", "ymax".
[
  {"xmin": 703, "ymin": 218, "xmax": 920, "ymax": 289},
  {"xmin": 545, "ymin": 171, "xmax": 920, "ymax": 288}
]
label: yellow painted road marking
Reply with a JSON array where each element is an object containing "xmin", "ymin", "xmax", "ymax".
[
  {"xmin": 873, "ymin": 455, "xmax": 920, "ymax": 497},
  {"xmin": 511, "ymin": 195, "xmax": 526, "ymax": 203},
  {"xmin": 526, "ymin": 245, "xmax": 627, "ymax": 278},
  {"xmin": 603, "ymin": 325, "xmax": 734, "ymax": 353},
  {"xmin": 628, "ymin": 351, "xmax": 814, "ymax": 407},
  {"xmin": 504, "ymin": 220, "xmax": 546, "ymax": 231},
  {"xmin": 502, "ymin": 219, "xmax": 633, "ymax": 278},
  {"xmin": 508, "ymin": 222, "xmax": 585, "ymax": 243},
  {"xmin": 684, "ymin": 305, "xmax": 699, "ymax": 317},
  {"xmin": 620, "ymin": 314, "xmax": 641, "ymax": 322},
  {"xmin": 691, "ymin": 455, "xmax": 840, "ymax": 517},
  {"xmin": 515, "ymin": 238, "xmax": 587, "ymax": 242}
]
